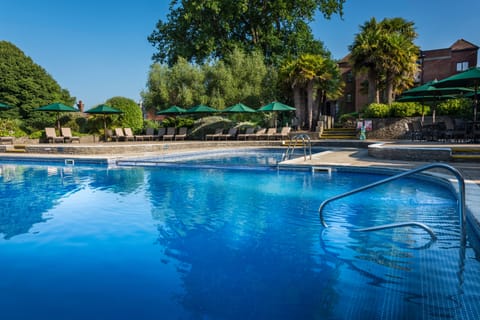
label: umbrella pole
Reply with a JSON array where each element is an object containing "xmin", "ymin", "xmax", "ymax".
[{"xmin": 103, "ymin": 114, "xmax": 107, "ymax": 142}]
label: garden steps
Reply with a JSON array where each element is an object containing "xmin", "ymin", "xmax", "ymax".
[
  {"xmin": 319, "ymin": 128, "xmax": 357, "ymax": 140},
  {"xmin": 450, "ymin": 147, "xmax": 480, "ymax": 162},
  {"xmin": 5, "ymin": 144, "xmax": 27, "ymax": 153}
]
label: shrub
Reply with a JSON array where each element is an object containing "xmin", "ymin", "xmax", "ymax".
[
  {"xmin": 0, "ymin": 118, "xmax": 26, "ymax": 137},
  {"xmin": 362, "ymin": 103, "xmax": 391, "ymax": 118},
  {"xmin": 437, "ymin": 98, "xmax": 472, "ymax": 118},
  {"xmin": 106, "ymin": 96, "xmax": 143, "ymax": 132},
  {"xmin": 390, "ymin": 102, "xmax": 422, "ymax": 117}
]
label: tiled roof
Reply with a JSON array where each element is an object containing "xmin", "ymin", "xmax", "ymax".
[{"xmin": 450, "ymin": 39, "xmax": 479, "ymax": 51}]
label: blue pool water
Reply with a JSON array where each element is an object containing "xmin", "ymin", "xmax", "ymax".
[
  {"xmin": 0, "ymin": 161, "xmax": 480, "ymax": 319},
  {"xmin": 132, "ymin": 147, "xmax": 325, "ymax": 167}
]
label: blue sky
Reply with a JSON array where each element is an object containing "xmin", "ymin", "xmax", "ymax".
[{"xmin": 1, "ymin": 0, "xmax": 479, "ymax": 109}]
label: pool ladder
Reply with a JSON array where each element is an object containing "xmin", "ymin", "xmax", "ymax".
[
  {"xmin": 319, "ymin": 163, "xmax": 466, "ymax": 242},
  {"xmin": 282, "ymin": 134, "xmax": 312, "ymax": 161}
]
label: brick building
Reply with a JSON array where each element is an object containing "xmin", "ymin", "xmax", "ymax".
[{"xmin": 335, "ymin": 39, "xmax": 479, "ymax": 115}]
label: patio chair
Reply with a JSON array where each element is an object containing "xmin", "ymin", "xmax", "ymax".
[
  {"xmin": 114, "ymin": 128, "xmax": 133, "ymax": 141},
  {"xmin": 163, "ymin": 127, "xmax": 176, "ymax": 141},
  {"xmin": 237, "ymin": 127, "xmax": 255, "ymax": 140},
  {"xmin": 143, "ymin": 127, "xmax": 155, "ymax": 141},
  {"xmin": 124, "ymin": 128, "xmax": 143, "ymax": 141},
  {"xmin": 273, "ymin": 127, "xmax": 291, "ymax": 140},
  {"xmin": 175, "ymin": 127, "xmax": 188, "ymax": 141},
  {"xmin": 61, "ymin": 127, "xmax": 80, "ymax": 143},
  {"xmin": 155, "ymin": 127, "xmax": 166, "ymax": 140},
  {"xmin": 45, "ymin": 127, "xmax": 65, "ymax": 143},
  {"xmin": 252, "ymin": 128, "xmax": 267, "ymax": 140},
  {"xmin": 258, "ymin": 128, "xmax": 277, "ymax": 140},
  {"xmin": 205, "ymin": 128, "xmax": 223, "ymax": 140},
  {"xmin": 219, "ymin": 127, "xmax": 237, "ymax": 140}
]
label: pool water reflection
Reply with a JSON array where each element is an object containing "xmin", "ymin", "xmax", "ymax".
[{"xmin": 0, "ymin": 163, "xmax": 479, "ymax": 319}]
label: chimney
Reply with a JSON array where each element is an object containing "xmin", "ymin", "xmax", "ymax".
[{"xmin": 77, "ymin": 100, "xmax": 84, "ymax": 112}]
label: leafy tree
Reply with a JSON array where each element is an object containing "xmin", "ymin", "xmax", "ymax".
[
  {"xmin": 349, "ymin": 18, "xmax": 419, "ymax": 105},
  {"xmin": 105, "ymin": 97, "xmax": 143, "ymax": 132},
  {"xmin": 142, "ymin": 48, "xmax": 278, "ymax": 114},
  {"xmin": 0, "ymin": 41, "xmax": 75, "ymax": 132},
  {"xmin": 148, "ymin": 0, "xmax": 345, "ymax": 65}
]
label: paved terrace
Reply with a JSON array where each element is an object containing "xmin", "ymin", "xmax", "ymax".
[{"xmin": 1, "ymin": 139, "xmax": 479, "ymax": 237}]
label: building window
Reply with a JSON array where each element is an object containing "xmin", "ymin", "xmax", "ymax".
[
  {"xmin": 456, "ymin": 61, "xmax": 469, "ymax": 72},
  {"xmin": 346, "ymin": 72, "xmax": 353, "ymax": 83},
  {"xmin": 346, "ymin": 94, "xmax": 352, "ymax": 103}
]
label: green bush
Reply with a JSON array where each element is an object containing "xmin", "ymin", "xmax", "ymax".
[
  {"xmin": 362, "ymin": 103, "xmax": 391, "ymax": 118},
  {"xmin": 0, "ymin": 118, "xmax": 26, "ymax": 137},
  {"xmin": 437, "ymin": 98, "xmax": 472, "ymax": 118},
  {"xmin": 106, "ymin": 97, "xmax": 143, "ymax": 132},
  {"xmin": 390, "ymin": 102, "xmax": 424, "ymax": 117}
]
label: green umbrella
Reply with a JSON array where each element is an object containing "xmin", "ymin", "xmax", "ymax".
[
  {"xmin": 433, "ymin": 67, "xmax": 480, "ymax": 121},
  {"xmin": 157, "ymin": 105, "xmax": 187, "ymax": 115},
  {"xmin": 258, "ymin": 101, "xmax": 296, "ymax": 112},
  {"xmin": 0, "ymin": 102, "xmax": 13, "ymax": 110},
  {"xmin": 223, "ymin": 103, "xmax": 256, "ymax": 113},
  {"xmin": 85, "ymin": 104, "xmax": 123, "ymax": 141},
  {"xmin": 186, "ymin": 104, "xmax": 218, "ymax": 114},
  {"xmin": 258, "ymin": 101, "xmax": 295, "ymax": 128},
  {"xmin": 396, "ymin": 94, "xmax": 457, "ymax": 123},
  {"xmin": 400, "ymin": 81, "xmax": 473, "ymax": 123},
  {"xmin": 35, "ymin": 102, "xmax": 79, "ymax": 129}
]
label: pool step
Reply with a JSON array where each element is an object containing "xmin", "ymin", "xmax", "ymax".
[
  {"xmin": 5, "ymin": 144, "xmax": 27, "ymax": 153},
  {"xmin": 451, "ymin": 147, "xmax": 480, "ymax": 162}
]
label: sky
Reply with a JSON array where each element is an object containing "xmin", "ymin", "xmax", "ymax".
[{"xmin": 1, "ymin": 0, "xmax": 479, "ymax": 109}]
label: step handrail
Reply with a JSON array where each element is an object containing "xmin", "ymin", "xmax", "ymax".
[
  {"xmin": 283, "ymin": 134, "xmax": 312, "ymax": 161},
  {"xmin": 319, "ymin": 163, "xmax": 466, "ymax": 235}
]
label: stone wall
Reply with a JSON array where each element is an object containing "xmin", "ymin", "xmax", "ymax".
[{"xmin": 364, "ymin": 116, "xmax": 450, "ymax": 140}]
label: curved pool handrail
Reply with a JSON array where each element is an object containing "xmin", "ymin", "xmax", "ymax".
[
  {"xmin": 283, "ymin": 134, "xmax": 312, "ymax": 161},
  {"xmin": 319, "ymin": 163, "xmax": 466, "ymax": 237},
  {"xmin": 356, "ymin": 222, "xmax": 437, "ymax": 241}
]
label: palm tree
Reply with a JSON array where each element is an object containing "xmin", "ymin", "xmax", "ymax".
[
  {"xmin": 349, "ymin": 17, "xmax": 419, "ymax": 105},
  {"xmin": 349, "ymin": 18, "xmax": 384, "ymax": 104},
  {"xmin": 280, "ymin": 54, "xmax": 343, "ymax": 130}
]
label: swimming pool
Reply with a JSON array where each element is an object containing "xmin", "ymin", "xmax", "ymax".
[
  {"xmin": 0, "ymin": 161, "xmax": 479, "ymax": 319},
  {"xmin": 123, "ymin": 147, "xmax": 326, "ymax": 167}
]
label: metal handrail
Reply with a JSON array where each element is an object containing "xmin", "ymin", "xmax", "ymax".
[
  {"xmin": 283, "ymin": 134, "xmax": 312, "ymax": 161},
  {"xmin": 319, "ymin": 163, "xmax": 466, "ymax": 237},
  {"xmin": 356, "ymin": 222, "xmax": 437, "ymax": 241}
]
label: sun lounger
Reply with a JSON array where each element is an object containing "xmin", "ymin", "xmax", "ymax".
[
  {"xmin": 175, "ymin": 127, "xmax": 187, "ymax": 140},
  {"xmin": 61, "ymin": 127, "xmax": 80, "ymax": 143},
  {"xmin": 114, "ymin": 128, "xmax": 133, "ymax": 141},
  {"xmin": 251, "ymin": 128, "xmax": 267, "ymax": 140},
  {"xmin": 258, "ymin": 128, "xmax": 276, "ymax": 140},
  {"xmin": 163, "ymin": 127, "xmax": 176, "ymax": 141},
  {"xmin": 219, "ymin": 127, "xmax": 237, "ymax": 140},
  {"xmin": 45, "ymin": 127, "xmax": 65, "ymax": 143},
  {"xmin": 237, "ymin": 127, "xmax": 255, "ymax": 140},
  {"xmin": 273, "ymin": 127, "xmax": 291, "ymax": 140},
  {"xmin": 124, "ymin": 128, "xmax": 143, "ymax": 141},
  {"xmin": 205, "ymin": 128, "xmax": 223, "ymax": 140},
  {"xmin": 156, "ymin": 127, "xmax": 166, "ymax": 140},
  {"xmin": 143, "ymin": 127, "xmax": 155, "ymax": 141}
]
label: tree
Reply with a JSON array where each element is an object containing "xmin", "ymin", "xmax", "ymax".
[
  {"xmin": 0, "ymin": 41, "xmax": 75, "ymax": 132},
  {"xmin": 106, "ymin": 97, "xmax": 143, "ymax": 132},
  {"xmin": 349, "ymin": 18, "xmax": 419, "ymax": 105},
  {"xmin": 142, "ymin": 48, "xmax": 278, "ymax": 113},
  {"xmin": 280, "ymin": 53, "xmax": 343, "ymax": 130},
  {"xmin": 148, "ymin": 0, "xmax": 345, "ymax": 65}
]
